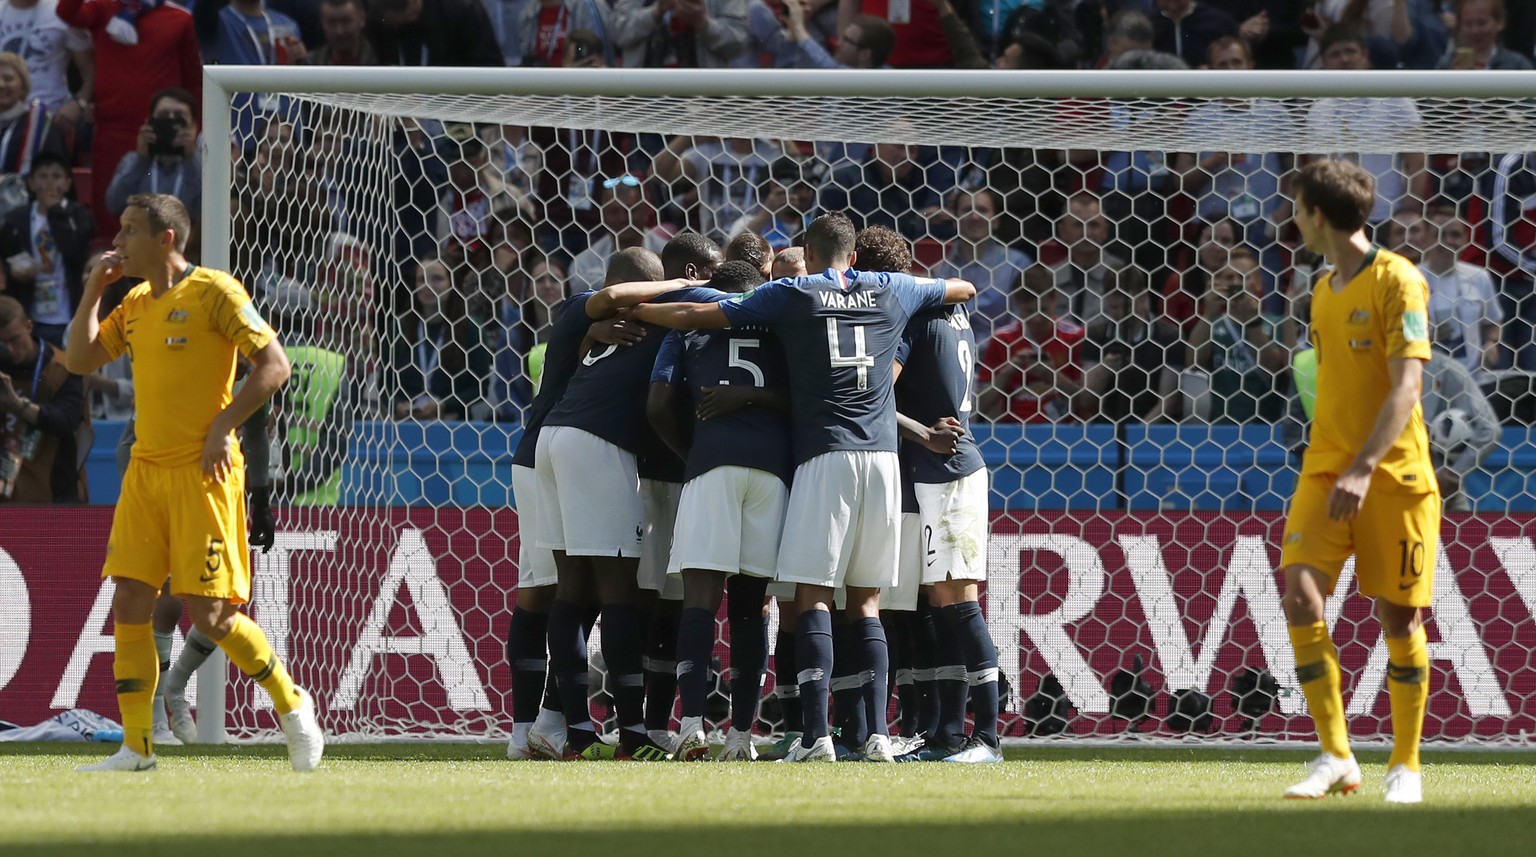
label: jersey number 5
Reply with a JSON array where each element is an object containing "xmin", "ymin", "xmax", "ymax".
[{"xmin": 722, "ymin": 338, "xmax": 765, "ymax": 386}]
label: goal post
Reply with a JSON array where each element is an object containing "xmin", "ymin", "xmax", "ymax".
[{"xmin": 199, "ymin": 65, "xmax": 1536, "ymax": 745}]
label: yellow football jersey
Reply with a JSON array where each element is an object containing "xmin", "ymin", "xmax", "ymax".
[
  {"xmin": 1303, "ymin": 247, "xmax": 1434, "ymax": 492},
  {"xmin": 99, "ymin": 267, "xmax": 276, "ymax": 467}
]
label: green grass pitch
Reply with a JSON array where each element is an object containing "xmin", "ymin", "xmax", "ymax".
[{"xmin": 3, "ymin": 743, "xmax": 1534, "ymax": 857}]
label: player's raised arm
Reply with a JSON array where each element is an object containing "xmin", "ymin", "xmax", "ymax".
[
  {"xmin": 631, "ymin": 302, "xmax": 733, "ymax": 330},
  {"xmin": 586, "ymin": 277, "xmax": 711, "ymax": 319},
  {"xmin": 63, "ymin": 251, "xmax": 125, "ymax": 375}
]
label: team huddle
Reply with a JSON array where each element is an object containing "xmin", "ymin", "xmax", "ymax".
[{"xmin": 74, "ymin": 157, "xmax": 1436, "ymax": 800}]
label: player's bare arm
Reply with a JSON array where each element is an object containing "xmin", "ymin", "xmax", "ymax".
[
  {"xmin": 941, "ymin": 278, "xmax": 977, "ymax": 304},
  {"xmin": 631, "ymin": 302, "xmax": 731, "ymax": 330},
  {"xmin": 63, "ymin": 251, "xmax": 125, "ymax": 376},
  {"xmin": 203, "ymin": 340, "xmax": 291, "ymax": 481},
  {"xmin": 586, "ymin": 278, "xmax": 710, "ymax": 319},
  {"xmin": 577, "ymin": 315, "xmax": 647, "ymax": 359},
  {"xmin": 1328, "ymin": 356, "xmax": 1424, "ymax": 522}
]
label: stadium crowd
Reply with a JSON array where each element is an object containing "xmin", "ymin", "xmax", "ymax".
[{"xmin": 1, "ymin": 0, "xmax": 1535, "ymax": 502}]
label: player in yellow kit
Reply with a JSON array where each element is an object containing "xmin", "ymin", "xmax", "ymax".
[
  {"xmin": 1279, "ymin": 160, "xmax": 1438, "ymax": 804},
  {"xmin": 65, "ymin": 194, "xmax": 324, "ymax": 772}
]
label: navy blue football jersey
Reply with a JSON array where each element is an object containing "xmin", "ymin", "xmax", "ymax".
[
  {"xmin": 511, "ymin": 290, "xmax": 596, "ymax": 468},
  {"xmin": 719, "ymin": 268, "xmax": 946, "ymax": 465},
  {"xmin": 545, "ymin": 286, "xmax": 727, "ymax": 453},
  {"xmin": 895, "ymin": 303, "xmax": 986, "ymax": 483},
  {"xmin": 652, "ymin": 328, "xmax": 794, "ymax": 485}
]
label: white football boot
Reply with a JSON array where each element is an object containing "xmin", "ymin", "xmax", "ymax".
[
  {"xmin": 717, "ymin": 727, "xmax": 757, "ymax": 761},
  {"xmin": 1383, "ymin": 765, "xmax": 1423, "ymax": 804},
  {"xmin": 77, "ymin": 745, "xmax": 156, "ymax": 773},
  {"xmin": 279, "ymin": 687, "xmax": 325, "ymax": 773},
  {"xmin": 1283, "ymin": 753, "xmax": 1362, "ymax": 799},
  {"xmin": 165, "ymin": 692, "xmax": 198, "ymax": 745},
  {"xmin": 674, "ymin": 717, "xmax": 711, "ymax": 761},
  {"xmin": 862, "ymin": 733, "xmax": 896, "ymax": 763},
  {"xmin": 784, "ymin": 735, "xmax": 836, "ymax": 762}
]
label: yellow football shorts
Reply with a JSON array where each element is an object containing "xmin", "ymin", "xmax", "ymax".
[
  {"xmin": 103, "ymin": 458, "xmax": 251, "ymax": 603},
  {"xmin": 1279, "ymin": 473, "xmax": 1440, "ymax": 608}
]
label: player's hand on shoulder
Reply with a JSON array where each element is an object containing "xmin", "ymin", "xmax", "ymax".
[
  {"xmin": 591, "ymin": 314, "xmax": 646, "ymax": 347},
  {"xmin": 202, "ymin": 429, "xmax": 237, "ymax": 483},
  {"xmin": 695, "ymin": 385, "xmax": 755, "ymax": 420}
]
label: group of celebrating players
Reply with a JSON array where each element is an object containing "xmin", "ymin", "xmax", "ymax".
[{"xmin": 71, "ymin": 155, "xmax": 1436, "ymax": 801}]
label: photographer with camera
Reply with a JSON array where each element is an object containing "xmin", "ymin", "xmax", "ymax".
[{"xmin": 104, "ymin": 88, "xmax": 200, "ymax": 229}]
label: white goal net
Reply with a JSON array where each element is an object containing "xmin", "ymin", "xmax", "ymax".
[{"xmin": 207, "ymin": 67, "xmax": 1536, "ymax": 744}]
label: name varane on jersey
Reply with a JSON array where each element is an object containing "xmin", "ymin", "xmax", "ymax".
[
  {"xmin": 718, "ymin": 268, "xmax": 947, "ymax": 464},
  {"xmin": 545, "ymin": 286, "xmax": 727, "ymax": 453},
  {"xmin": 896, "ymin": 302, "xmax": 986, "ymax": 483},
  {"xmin": 652, "ymin": 326, "xmax": 794, "ymax": 485},
  {"xmin": 511, "ymin": 290, "xmax": 596, "ymax": 468}
]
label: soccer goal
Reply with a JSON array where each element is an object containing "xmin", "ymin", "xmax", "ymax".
[{"xmin": 201, "ymin": 65, "xmax": 1536, "ymax": 745}]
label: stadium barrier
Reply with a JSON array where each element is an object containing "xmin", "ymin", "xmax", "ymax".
[{"xmin": 4, "ymin": 506, "xmax": 1533, "ymax": 743}]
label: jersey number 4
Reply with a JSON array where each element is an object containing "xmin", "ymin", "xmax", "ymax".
[{"xmin": 827, "ymin": 320, "xmax": 875, "ymax": 390}]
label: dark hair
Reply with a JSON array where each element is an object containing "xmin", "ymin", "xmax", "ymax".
[
  {"xmin": 852, "ymin": 15, "xmax": 896, "ymax": 67},
  {"xmin": 125, "ymin": 193, "xmax": 191, "ymax": 253},
  {"xmin": 1206, "ymin": 35, "xmax": 1252, "ymax": 65},
  {"xmin": 1317, "ymin": 24, "xmax": 1366, "ymax": 58},
  {"xmin": 853, "ymin": 226, "xmax": 912, "ymax": 274},
  {"xmin": 149, "ymin": 86, "xmax": 196, "ymax": 118},
  {"xmin": 605, "ymin": 247, "xmax": 664, "ymax": 285},
  {"xmin": 804, "ymin": 212, "xmax": 856, "ymax": 267},
  {"xmin": 1106, "ymin": 10, "xmax": 1153, "ymax": 45},
  {"xmin": 708, "ymin": 260, "xmax": 766, "ymax": 295},
  {"xmin": 27, "ymin": 151, "xmax": 69, "ymax": 177},
  {"xmin": 725, "ymin": 232, "xmax": 772, "ymax": 274},
  {"xmin": 661, "ymin": 231, "xmax": 722, "ymax": 279},
  {"xmin": 1294, "ymin": 159, "xmax": 1376, "ymax": 233}
]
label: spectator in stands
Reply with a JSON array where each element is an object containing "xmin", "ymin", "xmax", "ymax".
[
  {"xmin": 1040, "ymin": 191, "xmax": 1126, "ymax": 325},
  {"xmin": 105, "ymin": 88, "xmax": 200, "ymax": 227},
  {"xmin": 1422, "ymin": 349, "xmax": 1499, "ymax": 511},
  {"xmin": 480, "ymin": 0, "xmax": 528, "ymax": 65},
  {"xmin": 517, "ymin": 0, "xmax": 614, "ymax": 66},
  {"xmin": 1490, "ymin": 150, "xmax": 1536, "ymax": 371},
  {"xmin": 0, "ymin": 53, "xmax": 65, "ymax": 217},
  {"xmin": 309, "ymin": 0, "xmax": 378, "ymax": 64},
  {"xmin": 1436, "ymin": 0, "xmax": 1529, "ymax": 67},
  {"xmin": 1187, "ymin": 255, "xmax": 1288, "ymax": 423},
  {"xmin": 371, "ymin": 0, "xmax": 504, "ymax": 66},
  {"xmin": 1299, "ymin": 0, "xmax": 1437, "ymax": 68},
  {"xmin": 57, "ymin": 0, "xmax": 199, "ymax": 241},
  {"xmin": 0, "ymin": 294, "xmax": 84, "ymax": 502},
  {"xmin": 929, "ymin": 187, "xmax": 1031, "ymax": 343},
  {"xmin": 1074, "ymin": 265, "xmax": 1184, "ymax": 423},
  {"xmin": 439, "ymin": 128, "xmax": 504, "ymax": 276},
  {"xmin": 1162, "ymin": 216, "xmax": 1238, "ymax": 329},
  {"xmin": 196, "ymin": 0, "xmax": 305, "ymax": 64},
  {"xmin": 722, "ymin": 156, "xmax": 817, "ymax": 250},
  {"xmin": 1150, "ymin": 0, "xmax": 1236, "ymax": 67},
  {"xmin": 389, "ymin": 257, "xmax": 492, "ymax": 421},
  {"xmin": 977, "ymin": 265, "xmax": 1085, "ymax": 423},
  {"xmin": 1186, "ymin": 37, "xmax": 1292, "ymax": 234},
  {"xmin": 232, "ymin": 115, "xmax": 335, "ymax": 296},
  {"xmin": 735, "ymin": 0, "xmax": 799, "ymax": 68},
  {"xmin": 821, "ymin": 142, "xmax": 953, "ymax": 240},
  {"xmin": 1412, "ymin": 210, "xmax": 1503, "ymax": 380},
  {"xmin": 0, "ymin": 0, "xmax": 93, "ymax": 142},
  {"xmin": 612, "ymin": 0, "xmax": 749, "ymax": 67},
  {"xmin": 1204, "ymin": 0, "xmax": 1307, "ymax": 68},
  {"xmin": 566, "ymin": 175, "xmax": 669, "ymax": 293},
  {"xmin": 1306, "ymin": 26, "xmax": 1428, "ymax": 224},
  {"xmin": 836, "ymin": 0, "xmax": 950, "ymax": 68},
  {"xmin": 0, "ymin": 152, "xmax": 90, "ymax": 347},
  {"xmin": 784, "ymin": 0, "xmax": 892, "ymax": 67},
  {"xmin": 772, "ymin": 244, "xmax": 806, "ymax": 277},
  {"xmin": 490, "ymin": 251, "xmax": 565, "ymax": 420},
  {"xmin": 652, "ymin": 134, "xmax": 783, "ymax": 243},
  {"xmin": 1096, "ymin": 8, "xmax": 1153, "ymax": 65}
]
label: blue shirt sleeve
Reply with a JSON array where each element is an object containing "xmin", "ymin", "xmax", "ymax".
[
  {"xmin": 654, "ymin": 286, "xmax": 730, "ymax": 305},
  {"xmin": 651, "ymin": 331, "xmax": 684, "ymax": 385},
  {"xmin": 720, "ymin": 280, "xmax": 793, "ymax": 327},
  {"xmin": 888, "ymin": 273, "xmax": 947, "ymax": 319},
  {"xmin": 895, "ymin": 327, "xmax": 913, "ymax": 366}
]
